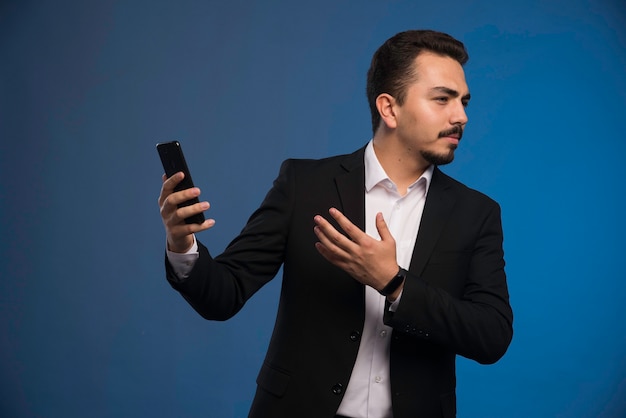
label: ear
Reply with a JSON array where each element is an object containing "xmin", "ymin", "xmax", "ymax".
[{"xmin": 376, "ymin": 93, "xmax": 398, "ymax": 129}]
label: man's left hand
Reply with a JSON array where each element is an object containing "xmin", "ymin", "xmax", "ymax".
[{"xmin": 314, "ymin": 208, "xmax": 400, "ymax": 292}]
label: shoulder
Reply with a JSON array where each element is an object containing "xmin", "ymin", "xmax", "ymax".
[
  {"xmin": 433, "ymin": 167, "xmax": 500, "ymax": 209},
  {"xmin": 278, "ymin": 146, "xmax": 366, "ymax": 176}
]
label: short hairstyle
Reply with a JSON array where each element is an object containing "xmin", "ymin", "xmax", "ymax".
[{"xmin": 366, "ymin": 30, "xmax": 469, "ymax": 135}]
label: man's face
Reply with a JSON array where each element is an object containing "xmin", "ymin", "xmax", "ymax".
[{"xmin": 393, "ymin": 52, "xmax": 470, "ymax": 166}]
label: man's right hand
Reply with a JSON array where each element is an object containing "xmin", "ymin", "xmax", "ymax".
[{"xmin": 158, "ymin": 172, "xmax": 215, "ymax": 253}]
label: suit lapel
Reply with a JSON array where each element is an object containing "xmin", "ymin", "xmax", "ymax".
[
  {"xmin": 408, "ymin": 167, "xmax": 457, "ymax": 276},
  {"xmin": 331, "ymin": 151, "xmax": 456, "ymax": 279},
  {"xmin": 334, "ymin": 147, "xmax": 366, "ymax": 231},
  {"xmin": 332, "ymin": 147, "xmax": 367, "ymax": 308}
]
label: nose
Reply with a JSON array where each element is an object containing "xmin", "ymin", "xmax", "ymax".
[{"xmin": 451, "ymin": 101, "xmax": 468, "ymax": 126}]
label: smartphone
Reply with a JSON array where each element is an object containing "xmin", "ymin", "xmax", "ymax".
[{"xmin": 156, "ymin": 141, "xmax": 206, "ymax": 225}]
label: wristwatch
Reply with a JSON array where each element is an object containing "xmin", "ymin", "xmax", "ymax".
[{"xmin": 379, "ymin": 268, "xmax": 407, "ymax": 297}]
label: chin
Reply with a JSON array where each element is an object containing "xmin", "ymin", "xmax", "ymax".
[{"xmin": 421, "ymin": 150, "xmax": 455, "ymax": 166}]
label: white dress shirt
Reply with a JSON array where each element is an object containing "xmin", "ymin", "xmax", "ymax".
[
  {"xmin": 166, "ymin": 140, "xmax": 433, "ymax": 417},
  {"xmin": 335, "ymin": 141, "xmax": 432, "ymax": 418}
]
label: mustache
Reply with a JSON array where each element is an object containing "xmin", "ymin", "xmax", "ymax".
[{"xmin": 438, "ymin": 125, "xmax": 463, "ymax": 140}]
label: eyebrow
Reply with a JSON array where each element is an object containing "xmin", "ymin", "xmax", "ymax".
[{"xmin": 430, "ymin": 86, "xmax": 471, "ymax": 101}]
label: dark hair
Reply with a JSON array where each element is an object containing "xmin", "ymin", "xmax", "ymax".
[{"xmin": 366, "ymin": 30, "xmax": 469, "ymax": 135}]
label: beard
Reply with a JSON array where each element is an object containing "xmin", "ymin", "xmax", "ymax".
[
  {"xmin": 420, "ymin": 147, "xmax": 456, "ymax": 166},
  {"xmin": 421, "ymin": 125, "xmax": 462, "ymax": 165}
]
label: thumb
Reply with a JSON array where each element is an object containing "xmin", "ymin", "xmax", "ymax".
[{"xmin": 375, "ymin": 212, "xmax": 394, "ymax": 242}]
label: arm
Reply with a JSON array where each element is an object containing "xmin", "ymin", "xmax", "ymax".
[
  {"xmin": 162, "ymin": 161, "xmax": 294, "ymax": 320},
  {"xmin": 386, "ymin": 201, "xmax": 513, "ymax": 364},
  {"xmin": 313, "ymin": 202, "xmax": 513, "ymax": 364}
]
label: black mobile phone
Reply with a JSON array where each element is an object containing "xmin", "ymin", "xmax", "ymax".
[{"xmin": 156, "ymin": 141, "xmax": 205, "ymax": 225}]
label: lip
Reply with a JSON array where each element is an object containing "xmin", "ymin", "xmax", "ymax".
[
  {"xmin": 443, "ymin": 136, "xmax": 459, "ymax": 145},
  {"xmin": 438, "ymin": 126, "xmax": 463, "ymax": 144}
]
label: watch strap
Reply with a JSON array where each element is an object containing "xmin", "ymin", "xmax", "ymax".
[{"xmin": 379, "ymin": 268, "xmax": 407, "ymax": 296}]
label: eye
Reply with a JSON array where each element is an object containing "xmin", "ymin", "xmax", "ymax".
[
  {"xmin": 462, "ymin": 100, "xmax": 470, "ymax": 108},
  {"xmin": 435, "ymin": 97, "xmax": 449, "ymax": 104}
]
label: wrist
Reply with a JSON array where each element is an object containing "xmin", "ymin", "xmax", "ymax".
[
  {"xmin": 167, "ymin": 235, "xmax": 195, "ymax": 253},
  {"xmin": 379, "ymin": 267, "xmax": 407, "ymax": 297}
]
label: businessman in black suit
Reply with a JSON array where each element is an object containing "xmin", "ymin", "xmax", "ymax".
[{"xmin": 158, "ymin": 30, "xmax": 513, "ymax": 418}]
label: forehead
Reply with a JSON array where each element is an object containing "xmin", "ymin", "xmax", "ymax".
[{"xmin": 411, "ymin": 52, "xmax": 469, "ymax": 93}]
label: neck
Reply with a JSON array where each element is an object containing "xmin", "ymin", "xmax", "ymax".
[{"xmin": 372, "ymin": 136, "xmax": 430, "ymax": 195}]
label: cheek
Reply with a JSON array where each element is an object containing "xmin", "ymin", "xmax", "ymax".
[
  {"xmin": 397, "ymin": 106, "xmax": 443, "ymax": 142},
  {"xmin": 412, "ymin": 107, "xmax": 443, "ymax": 129}
]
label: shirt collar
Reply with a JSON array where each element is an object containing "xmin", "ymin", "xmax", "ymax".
[{"xmin": 364, "ymin": 140, "xmax": 434, "ymax": 194}]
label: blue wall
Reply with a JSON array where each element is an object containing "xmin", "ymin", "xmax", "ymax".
[{"xmin": 1, "ymin": 0, "xmax": 625, "ymax": 416}]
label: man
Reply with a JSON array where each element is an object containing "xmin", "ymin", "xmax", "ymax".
[{"xmin": 158, "ymin": 30, "xmax": 513, "ymax": 418}]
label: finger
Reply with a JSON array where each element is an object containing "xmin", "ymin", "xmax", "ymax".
[
  {"xmin": 158, "ymin": 172, "xmax": 184, "ymax": 206},
  {"xmin": 170, "ymin": 217, "xmax": 215, "ymax": 236},
  {"xmin": 166, "ymin": 187, "xmax": 203, "ymax": 207},
  {"xmin": 159, "ymin": 189, "xmax": 202, "ymax": 221},
  {"xmin": 327, "ymin": 207, "xmax": 367, "ymax": 244},
  {"xmin": 175, "ymin": 200, "xmax": 210, "ymax": 222},
  {"xmin": 167, "ymin": 218, "xmax": 216, "ymax": 251},
  {"xmin": 160, "ymin": 186, "xmax": 209, "ymax": 230},
  {"xmin": 314, "ymin": 237, "xmax": 350, "ymax": 270},
  {"xmin": 313, "ymin": 214, "xmax": 356, "ymax": 253},
  {"xmin": 375, "ymin": 212, "xmax": 394, "ymax": 242},
  {"xmin": 314, "ymin": 224, "xmax": 350, "ymax": 260},
  {"xmin": 163, "ymin": 171, "xmax": 184, "ymax": 191}
]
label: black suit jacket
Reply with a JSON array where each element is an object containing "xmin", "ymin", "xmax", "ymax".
[{"xmin": 166, "ymin": 146, "xmax": 513, "ymax": 418}]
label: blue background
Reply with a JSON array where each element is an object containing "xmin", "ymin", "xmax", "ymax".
[{"xmin": 1, "ymin": 0, "xmax": 625, "ymax": 417}]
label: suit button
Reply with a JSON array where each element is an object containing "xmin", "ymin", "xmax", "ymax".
[
  {"xmin": 349, "ymin": 331, "xmax": 361, "ymax": 342},
  {"xmin": 331, "ymin": 383, "xmax": 343, "ymax": 395}
]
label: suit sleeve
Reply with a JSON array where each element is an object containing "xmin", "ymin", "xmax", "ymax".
[
  {"xmin": 165, "ymin": 159, "xmax": 295, "ymax": 321},
  {"xmin": 384, "ymin": 200, "xmax": 513, "ymax": 364}
]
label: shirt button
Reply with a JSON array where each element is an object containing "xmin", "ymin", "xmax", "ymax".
[
  {"xmin": 379, "ymin": 330, "xmax": 387, "ymax": 338},
  {"xmin": 375, "ymin": 376, "xmax": 382, "ymax": 383}
]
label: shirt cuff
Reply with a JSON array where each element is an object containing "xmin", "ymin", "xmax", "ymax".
[
  {"xmin": 388, "ymin": 289, "xmax": 403, "ymax": 312},
  {"xmin": 166, "ymin": 235, "xmax": 199, "ymax": 279}
]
